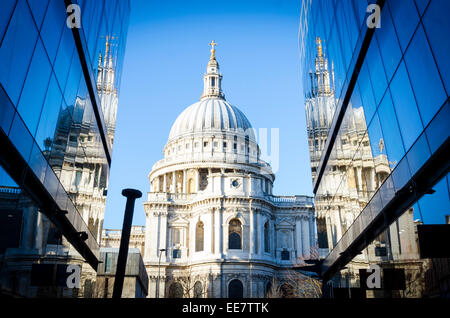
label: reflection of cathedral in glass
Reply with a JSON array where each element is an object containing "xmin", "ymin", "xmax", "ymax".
[{"xmin": 305, "ymin": 38, "xmax": 424, "ymax": 292}]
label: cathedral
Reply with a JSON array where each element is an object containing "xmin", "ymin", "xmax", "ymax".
[{"xmin": 142, "ymin": 42, "xmax": 316, "ymax": 298}]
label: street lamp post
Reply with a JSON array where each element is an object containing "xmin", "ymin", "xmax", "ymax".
[{"xmin": 157, "ymin": 248, "xmax": 166, "ymax": 298}]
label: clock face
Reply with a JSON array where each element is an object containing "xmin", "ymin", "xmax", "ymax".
[{"xmin": 231, "ymin": 179, "xmax": 240, "ymax": 188}]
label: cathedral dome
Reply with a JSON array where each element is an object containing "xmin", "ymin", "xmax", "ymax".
[{"xmin": 168, "ymin": 98, "xmax": 255, "ymax": 141}]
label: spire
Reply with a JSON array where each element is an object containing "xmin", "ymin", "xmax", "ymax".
[
  {"xmin": 201, "ymin": 41, "xmax": 225, "ymax": 100},
  {"xmin": 310, "ymin": 37, "xmax": 333, "ymax": 97}
]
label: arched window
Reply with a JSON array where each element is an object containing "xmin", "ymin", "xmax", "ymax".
[
  {"xmin": 168, "ymin": 282, "xmax": 184, "ymax": 298},
  {"xmin": 194, "ymin": 281, "xmax": 203, "ymax": 298},
  {"xmin": 196, "ymin": 221, "xmax": 204, "ymax": 252},
  {"xmin": 264, "ymin": 221, "xmax": 270, "ymax": 253},
  {"xmin": 228, "ymin": 279, "xmax": 243, "ymax": 298},
  {"xmin": 228, "ymin": 219, "xmax": 242, "ymax": 249}
]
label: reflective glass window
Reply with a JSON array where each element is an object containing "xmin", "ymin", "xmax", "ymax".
[
  {"xmin": 425, "ymin": 101, "xmax": 449, "ymax": 154},
  {"xmin": 422, "ymin": 0, "xmax": 450, "ymax": 94},
  {"xmin": 365, "ymin": 39, "xmax": 387, "ymax": 106},
  {"xmin": 17, "ymin": 39, "xmax": 52, "ymax": 135},
  {"xmin": 389, "ymin": 61, "xmax": 423, "ymax": 151},
  {"xmin": 358, "ymin": 61, "xmax": 377, "ymax": 123},
  {"xmin": 0, "ymin": 86, "xmax": 15, "ymax": 134},
  {"xmin": 388, "ymin": 0, "xmax": 420, "ymax": 52},
  {"xmin": 0, "ymin": 0, "xmax": 38, "ymax": 105},
  {"xmin": 406, "ymin": 132, "xmax": 430, "ymax": 176},
  {"xmin": 405, "ymin": 24, "xmax": 447, "ymax": 127},
  {"xmin": 375, "ymin": 5, "xmax": 402, "ymax": 81},
  {"xmin": 53, "ymin": 26, "xmax": 75, "ymax": 91},
  {"xmin": 418, "ymin": 174, "xmax": 450, "ymax": 225},
  {"xmin": 40, "ymin": 0, "xmax": 65, "ymax": 63},
  {"xmin": 377, "ymin": 91, "xmax": 405, "ymax": 170},
  {"xmin": 9, "ymin": 113, "xmax": 33, "ymax": 162},
  {"xmin": 26, "ymin": 0, "xmax": 49, "ymax": 29},
  {"xmin": 414, "ymin": 0, "xmax": 430, "ymax": 16},
  {"xmin": 35, "ymin": 74, "xmax": 63, "ymax": 151},
  {"xmin": 0, "ymin": 0, "xmax": 17, "ymax": 43}
]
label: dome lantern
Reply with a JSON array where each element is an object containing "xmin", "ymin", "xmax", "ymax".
[{"xmin": 201, "ymin": 40, "xmax": 225, "ymax": 100}]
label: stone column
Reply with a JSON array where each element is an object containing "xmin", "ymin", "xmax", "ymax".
[
  {"xmin": 309, "ymin": 215, "xmax": 315, "ymax": 252},
  {"xmin": 249, "ymin": 208, "xmax": 254, "ymax": 257},
  {"xmin": 215, "ymin": 207, "xmax": 223, "ymax": 256},
  {"xmin": 295, "ymin": 217, "xmax": 303, "ymax": 259},
  {"xmin": 256, "ymin": 211, "xmax": 262, "ymax": 255},
  {"xmin": 159, "ymin": 212, "xmax": 168, "ymax": 259},
  {"xmin": 302, "ymin": 216, "xmax": 310, "ymax": 257},
  {"xmin": 172, "ymin": 171, "xmax": 176, "ymax": 193},
  {"xmin": 195, "ymin": 169, "xmax": 199, "ymax": 192},
  {"xmin": 163, "ymin": 174, "xmax": 167, "ymax": 193},
  {"xmin": 183, "ymin": 170, "xmax": 187, "ymax": 193},
  {"xmin": 156, "ymin": 176, "xmax": 160, "ymax": 192}
]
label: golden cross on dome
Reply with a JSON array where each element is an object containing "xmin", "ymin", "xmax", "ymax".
[{"xmin": 209, "ymin": 40, "xmax": 217, "ymax": 59}]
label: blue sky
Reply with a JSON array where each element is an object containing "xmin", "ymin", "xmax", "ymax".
[{"xmin": 103, "ymin": 0, "xmax": 313, "ymax": 229}]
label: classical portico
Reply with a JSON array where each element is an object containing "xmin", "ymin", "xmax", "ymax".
[{"xmin": 143, "ymin": 42, "xmax": 315, "ymax": 298}]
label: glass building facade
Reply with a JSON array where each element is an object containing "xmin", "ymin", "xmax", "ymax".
[
  {"xmin": 0, "ymin": 0, "xmax": 129, "ymax": 297},
  {"xmin": 300, "ymin": 0, "xmax": 449, "ymax": 297}
]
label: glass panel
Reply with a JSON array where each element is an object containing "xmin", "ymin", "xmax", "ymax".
[
  {"xmin": 388, "ymin": 0, "xmax": 420, "ymax": 52},
  {"xmin": 16, "ymin": 39, "xmax": 52, "ymax": 136},
  {"xmin": 35, "ymin": 74, "xmax": 63, "ymax": 152},
  {"xmin": 40, "ymin": 0, "xmax": 65, "ymax": 63},
  {"xmin": 422, "ymin": 0, "xmax": 450, "ymax": 94},
  {"xmin": 0, "ymin": 0, "xmax": 17, "ymax": 42},
  {"xmin": 53, "ymin": 26, "xmax": 75, "ymax": 91},
  {"xmin": 8, "ymin": 113, "xmax": 33, "ymax": 162},
  {"xmin": 389, "ymin": 61, "xmax": 423, "ymax": 151},
  {"xmin": 375, "ymin": 4, "xmax": 402, "ymax": 81},
  {"xmin": 418, "ymin": 174, "xmax": 450, "ymax": 225},
  {"xmin": 365, "ymin": 39, "xmax": 388, "ymax": 106},
  {"xmin": 26, "ymin": 0, "xmax": 49, "ymax": 29},
  {"xmin": 0, "ymin": 0, "xmax": 38, "ymax": 105},
  {"xmin": 377, "ymin": 92, "xmax": 405, "ymax": 170},
  {"xmin": 405, "ymin": 24, "xmax": 447, "ymax": 127}
]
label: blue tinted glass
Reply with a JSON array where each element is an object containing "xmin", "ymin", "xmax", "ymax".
[
  {"xmin": 377, "ymin": 92, "xmax": 405, "ymax": 169},
  {"xmin": 358, "ymin": 61, "xmax": 377, "ymax": 123},
  {"xmin": 366, "ymin": 40, "xmax": 387, "ymax": 106},
  {"xmin": 0, "ymin": 0, "xmax": 16, "ymax": 43},
  {"xmin": 389, "ymin": 61, "xmax": 423, "ymax": 151},
  {"xmin": 425, "ymin": 100, "xmax": 449, "ymax": 154},
  {"xmin": 26, "ymin": 0, "xmax": 49, "ymax": 29},
  {"xmin": 63, "ymin": 57, "xmax": 82, "ymax": 107},
  {"xmin": 391, "ymin": 156, "xmax": 411, "ymax": 191},
  {"xmin": 414, "ymin": 0, "xmax": 430, "ymax": 16},
  {"xmin": 367, "ymin": 113, "xmax": 387, "ymax": 159},
  {"xmin": 418, "ymin": 174, "xmax": 450, "ymax": 224},
  {"xmin": 422, "ymin": 0, "xmax": 450, "ymax": 98},
  {"xmin": 0, "ymin": 0, "xmax": 38, "ymax": 105},
  {"xmin": 17, "ymin": 39, "xmax": 52, "ymax": 135},
  {"xmin": 375, "ymin": 5, "xmax": 402, "ymax": 81},
  {"xmin": 388, "ymin": 0, "xmax": 420, "ymax": 52},
  {"xmin": 406, "ymin": 132, "xmax": 430, "ymax": 176},
  {"xmin": 54, "ymin": 26, "xmax": 75, "ymax": 90},
  {"xmin": 28, "ymin": 142, "xmax": 47, "ymax": 182},
  {"xmin": 0, "ymin": 85, "xmax": 15, "ymax": 134},
  {"xmin": 35, "ymin": 74, "xmax": 63, "ymax": 150},
  {"xmin": 40, "ymin": 0, "xmax": 65, "ymax": 63},
  {"xmin": 405, "ymin": 24, "xmax": 447, "ymax": 127},
  {"xmin": 9, "ymin": 113, "xmax": 33, "ymax": 161},
  {"xmin": 0, "ymin": 164, "xmax": 17, "ymax": 187}
]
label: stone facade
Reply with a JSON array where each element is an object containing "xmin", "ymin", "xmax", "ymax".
[{"xmin": 143, "ymin": 43, "xmax": 316, "ymax": 298}]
